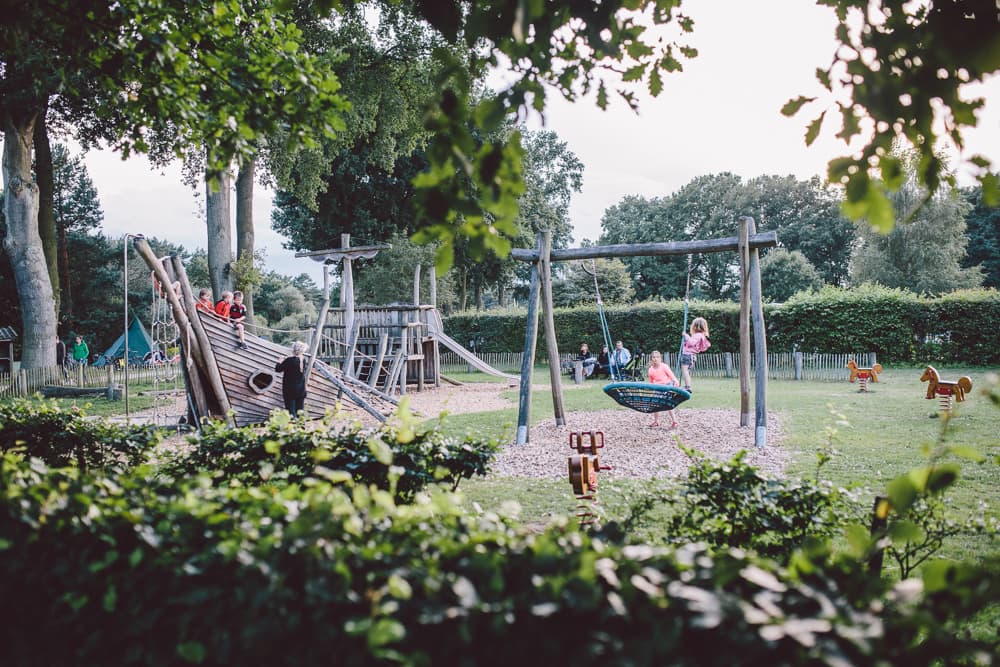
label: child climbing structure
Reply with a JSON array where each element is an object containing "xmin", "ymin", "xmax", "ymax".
[
  {"xmin": 132, "ymin": 234, "xmax": 512, "ymax": 428},
  {"xmin": 133, "ymin": 237, "xmax": 398, "ymax": 427},
  {"xmin": 298, "ymin": 235, "xmax": 517, "ymax": 394}
]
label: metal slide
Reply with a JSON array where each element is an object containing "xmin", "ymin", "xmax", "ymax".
[{"xmin": 431, "ymin": 331, "xmax": 520, "ymax": 382}]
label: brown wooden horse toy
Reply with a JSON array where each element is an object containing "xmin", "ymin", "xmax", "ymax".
[
  {"xmin": 920, "ymin": 365, "xmax": 973, "ymax": 402},
  {"xmin": 847, "ymin": 359, "xmax": 883, "ymax": 383}
]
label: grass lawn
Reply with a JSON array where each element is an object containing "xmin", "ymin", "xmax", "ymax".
[{"xmin": 439, "ymin": 366, "xmax": 1000, "ymax": 564}]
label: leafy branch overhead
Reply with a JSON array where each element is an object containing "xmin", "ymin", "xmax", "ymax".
[{"xmin": 783, "ymin": 0, "xmax": 1000, "ymax": 232}]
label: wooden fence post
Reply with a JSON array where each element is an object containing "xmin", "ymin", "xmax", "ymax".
[{"xmin": 794, "ymin": 351, "xmax": 803, "ymax": 381}]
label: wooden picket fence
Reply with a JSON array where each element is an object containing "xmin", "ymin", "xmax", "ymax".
[
  {"xmin": 0, "ymin": 362, "xmax": 182, "ymax": 400},
  {"xmin": 439, "ymin": 351, "xmax": 878, "ymax": 382}
]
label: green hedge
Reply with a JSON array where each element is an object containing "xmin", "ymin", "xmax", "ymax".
[
  {"xmin": 160, "ymin": 408, "xmax": 498, "ymax": 501},
  {"xmin": 0, "ymin": 399, "xmax": 161, "ymax": 471},
  {"xmin": 445, "ymin": 286, "xmax": 1000, "ymax": 364},
  {"xmin": 1, "ymin": 455, "xmax": 997, "ymax": 665}
]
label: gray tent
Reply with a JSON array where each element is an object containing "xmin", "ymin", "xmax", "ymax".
[{"xmin": 94, "ymin": 317, "xmax": 154, "ymax": 366}]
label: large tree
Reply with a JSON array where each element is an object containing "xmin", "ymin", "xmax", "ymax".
[
  {"xmin": 2, "ymin": 1, "xmax": 347, "ymax": 367},
  {"xmin": 961, "ymin": 184, "xmax": 1000, "ymax": 289},
  {"xmin": 851, "ymin": 148, "xmax": 983, "ymax": 295},
  {"xmin": 50, "ymin": 144, "xmax": 103, "ymax": 328}
]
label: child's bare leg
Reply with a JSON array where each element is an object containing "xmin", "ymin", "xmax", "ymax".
[
  {"xmin": 669, "ymin": 410, "xmax": 678, "ymax": 428},
  {"xmin": 681, "ymin": 365, "xmax": 692, "ymax": 389}
]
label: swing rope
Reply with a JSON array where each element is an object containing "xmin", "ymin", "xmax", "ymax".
[
  {"xmin": 583, "ymin": 260, "xmax": 619, "ymax": 380},
  {"xmin": 675, "ymin": 253, "xmax": 693, "ymax": 378},
  {"xmin": 585, "ymin": 258, "xmax": 690, "ymax": 413}
]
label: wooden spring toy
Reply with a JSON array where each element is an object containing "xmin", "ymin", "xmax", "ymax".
[
  {"xmin": 920, "ymin": 365, "xmax": 973, "ymax": 415},
  {"xmin": 568, "ymin": 431, "xmax": 609, "ymax": 526},
  {"xmin": 847, "ymin": 359, "xmax": 883, "ymax": 393}
]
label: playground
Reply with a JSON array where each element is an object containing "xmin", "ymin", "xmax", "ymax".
[{"xmin": 405, "ymin": 366, "xmax": 999, "ymax": 557}]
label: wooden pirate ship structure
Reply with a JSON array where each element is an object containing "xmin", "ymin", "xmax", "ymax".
[{"xmin": 133, "ymin": 235, "xmax": 512, "ymax": 428}]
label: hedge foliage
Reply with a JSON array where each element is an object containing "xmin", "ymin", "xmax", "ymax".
[
  {"xmin": 0, "ymin": 399, "xmax": 161, "ymax": 471},
  {"xmin": 444, "ymin": 286, "xmax": 1000, "ymax": 364},
  {"xmin": 2, "ymin": 454, "xmax": 998, "ymax": 666},
  {"xmin": 161, "ymin": 404, "xmax": 499, "ymax": 501}
]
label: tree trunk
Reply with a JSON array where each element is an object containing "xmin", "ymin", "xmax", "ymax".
[
  {"xmin": 235, "ymin": 155, "xmax": 255, "ymax": 325},
  {"xmin": 57, "ymin": 209, "xmax": 73, "ymax": 324},
  {"xmin": 2, "ymin": 110, "xmax": 57, "ymax": 368},
  {"xmin": 33, "ymin": 107, "xmax": 60, "ymax": 318},
  {"xmin": 205, "ymin": 153, "xmax": 233, "ymax": 298},
  {"xmin": 458, "ymin": 269, "xmax": 467, "ymax": 311},
  {"xmin": 475, "ymin": 282, "xmax": 484, "ymax": 310}
]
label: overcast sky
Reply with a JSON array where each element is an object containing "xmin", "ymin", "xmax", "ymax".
[{"xmin": 79, "ymin": 0, "xmax": 1000, "ymax": 284}]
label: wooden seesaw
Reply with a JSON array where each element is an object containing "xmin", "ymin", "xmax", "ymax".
[
  {"xmin": 847, "ymin": 359, "xmax": 884, "ymax": 392},
  {"xmin": 920, "ymin": 365, "xmax": 973, "ymax": 415},
  {"xmin": 568, "ymin": 431, "xmax": 610, "ymax": 527}
]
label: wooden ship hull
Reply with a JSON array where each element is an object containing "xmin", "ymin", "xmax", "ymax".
[
  {"xmin": 197, "ymin": 311, "xmax": 396, "ymax": 427},
  {"xmin": 133, "ymin": 238, "xmax": 397, "ymax": 428}
]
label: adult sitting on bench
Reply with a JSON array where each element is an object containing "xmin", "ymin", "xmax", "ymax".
[{"xmin": 571, "ymin": 342, "xmax": 597, "ymax": 378}]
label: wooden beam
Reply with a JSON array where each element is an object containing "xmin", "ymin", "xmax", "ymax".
[
  {"xmin": 133, "ymin": 239, "xmax": 234, "ymax": 424},
  {"xmin": 747, "ymin": 217, "xmax": 769, "ymax": 448},
  {"xmin": 515, "ymin": 235, "xmax": 543, "ymax": 445},
  {"xmin": 510, "ymin": 232, "xmax": 777, "ymax": 262},
  {"xmin": 739, "ymin": 219, "xmax": 751, "ymax": 428},
  {"xmin": 538, "ymin": 231, "xmax": 566, "ymax": 426},
  {"xmin": 168, "ymin": 256, "xmax": 211, "ymax": 421}
]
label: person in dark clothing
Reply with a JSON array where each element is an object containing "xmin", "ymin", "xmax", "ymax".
[
  {"xmin": 595, "ymin": 345, "xmax": 611, "ymax": 378},
  {"xmin": 56, "ymin": 338, "xmax": 68, "ymax": 378},
  {"xmin": 275, "ymin": 341, "xmax": 308, "ymax": 417}
]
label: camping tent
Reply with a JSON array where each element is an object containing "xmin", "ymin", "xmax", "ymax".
[{"xmin": 93, "ymin": 317, "xmax": 154, "ymax": 366}]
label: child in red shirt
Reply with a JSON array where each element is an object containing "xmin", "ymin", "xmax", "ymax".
[{"xmin": 647, "ymin": 350, "xmax": 679, "ymax": 429}]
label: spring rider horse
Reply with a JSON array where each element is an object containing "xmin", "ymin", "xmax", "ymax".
[
  {"xmin": 568, "ymin": 431, "xmax": 610, "ymax": 527},
  {"xmin": 847, "ymin": 359, "xmax": 883, "ymax": 392},
  {"xmin": 920, "ymin": 365, "xmax": 973, "ymax": 415}
]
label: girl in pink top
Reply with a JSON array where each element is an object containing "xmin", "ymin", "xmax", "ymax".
[
  {"xmin": 647, "ymin": 350, "xmax": 679, "ymax": 428},
  {"xmin": 681, "ymin": 317, "xmax": 710, "ymax": 392}
]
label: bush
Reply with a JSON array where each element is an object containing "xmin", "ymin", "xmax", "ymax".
[
  {"xmin": 444, "ymin": 286, "xmax": 1000, "ymax": 365},
  {"xmin": 650, "ymin": 448, "xmax": 858, "ymax": 560},
  {"xmin": 160, "ymin": 406, "xmax": 498, "ymax": 500},
  {"xmin": 0, "ymin": 399, "xmax": 161, "ymax": 471},
  {"xmin": 1, "ymin": 455, "xmax": 997, "ymax": 666}
]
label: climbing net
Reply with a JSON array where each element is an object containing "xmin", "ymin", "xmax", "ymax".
[{"xmin": 147, "ymin": 271, "xmax": 182, "ymax": 425}]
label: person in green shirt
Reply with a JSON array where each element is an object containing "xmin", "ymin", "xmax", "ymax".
[{"xmin": 71, "ymin": 335, "xmax": 90, "ymax": 367}]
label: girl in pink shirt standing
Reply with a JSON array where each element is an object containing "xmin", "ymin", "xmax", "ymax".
[
  {"xmin": 681, "ymin": 317, "xmax": 711, "ymax": 393},
  {"xmin": 647, "ymin": 350, "xmax": 679, "ymax": 429}
]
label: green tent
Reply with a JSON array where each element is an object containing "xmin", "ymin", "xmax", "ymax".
[{"xmin": 94, "ymin": 317, "xmax": 154, "ymax": 366}]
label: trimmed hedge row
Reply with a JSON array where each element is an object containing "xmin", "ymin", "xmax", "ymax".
[
  {"xmin": 161, "ymin": 406, "xmax": 498, "ymax": 501},
  {"xmin": 1, "ymin": 455, "xmax": 997, "ymax": 666},
  {"xmin": 444, "ymin": 286, "xmax": 1000, "ymax": 364},
  {"xmin": 0, "ymin": 399, "xmax": 161, "ymax": 471}
]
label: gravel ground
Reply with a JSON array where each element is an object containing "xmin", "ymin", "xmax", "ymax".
[
  {"xmin": 122, "ymin": 382, "xmax": 789, "ymax": 481},
  {"xmin": 403, "ymin": 382, "xmax": 789, "ymax": 480}
]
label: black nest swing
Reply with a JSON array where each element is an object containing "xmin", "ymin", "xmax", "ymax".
[
  {"xmin": 586, "ymin": 256, "xmax": 694, "ymax": 414},
  {"xmin": 603, "ymin": 382, "xmax": 690, "ymax": 413}
]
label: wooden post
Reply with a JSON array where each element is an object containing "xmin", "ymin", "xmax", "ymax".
[
  {"xmin": 369, "ymin": 332, "xmax": 389, "ymax": 388},
  {"xmin": 738, "ymin": 218, "xmax": 751, "ymax": 427},
  {"xmin": 574, "ymin": 360, "xmax": 584, "ymax": 384},
  {"xmin": 538, "ymin": 231, "xmax": 566, "ymax": 426},
  {"xmin": 428, "ymin": 266, "xmax": 437, "ymax": 307},
  {"xmin": 724, "ymin": 352, "xmax": 734, "ymax": 378},
  {"xmin": 747, "ymin": 217, "xmax": 769, "ymax": 448},
  {"xmin": 794, "ymin": 351, "xmax": 803, "ymax": 381},
  {"xmin": 305, "ymin": 263, "xmax": 332, "ymax": 383},
  {"xmin": 134, "ymin": 239, "xmax": 233, "ymax": 423},
  {"xmin": 515, "ymin": 235, "xmax": 544, "ymax": 445},
  {"xmin": 398, "ymin": 326, "xmax": 408, "ymax": 395},
  {"xmin": 427, "ymin": 266, "xmax": 441, "ymax": 387},
  {"xmin": 341, "ymin": 234, "xmax": 355, "ymax": 352},
  {"xmin": 169, "ymin": 256, "xmax": 213, "ymax": 421},
  {"xmin": 413, "ymin": 264, "xmax": 421, "ymax": 305}
]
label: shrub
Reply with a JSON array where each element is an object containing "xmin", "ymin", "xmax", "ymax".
[
  {"xmin": 623, "ymin": 448, "xmax": 859, "ymax": 561},
  {"xmin": 0, "ymin": 455, "xmax": 996, "ymax": 666},
  {"xmin": 0, "ymin": 399, "xmax": 161, "ymax": 471},
  {"xmin": 161, "ymin": 406, "xmax": 498, "ymax": 500}
]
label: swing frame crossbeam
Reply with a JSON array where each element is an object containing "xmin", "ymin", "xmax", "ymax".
[{"xmin": 513, "ymin": 222, "xmax": 775, "ymax": 446}]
